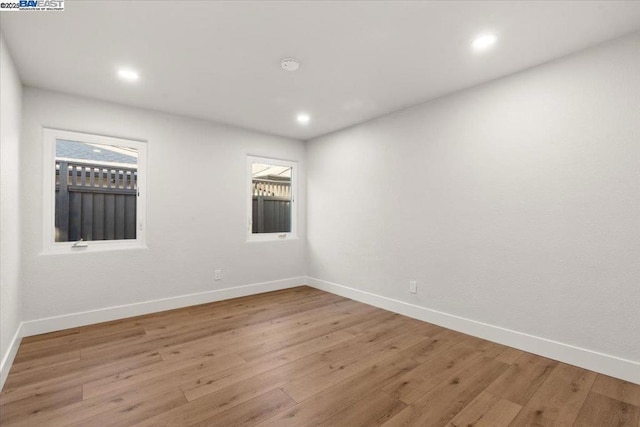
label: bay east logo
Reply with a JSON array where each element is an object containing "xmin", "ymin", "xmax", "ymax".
[
  {"xmin": 0, "ymin": 0, "xmax": 64, "ymax": 11},
  {"xmin": 20, "ymin": 0, "xmax": 63, "ymax": 8}
]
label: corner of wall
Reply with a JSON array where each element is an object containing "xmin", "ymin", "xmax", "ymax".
[
  {"xmin": 0, "ymin": 32, "xmax": 24, "ymax": 391},
  {"xmin": 0, "ymin": 324, "xmax": 23, "ymax": 390}
]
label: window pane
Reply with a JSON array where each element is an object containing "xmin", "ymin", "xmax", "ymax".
[
  {"xmin": 55, "ymin": 139, "xmax": 138, "ymax": 242},
  {"xmin": 251, "ymin": 162, "xmax": 292, "ymax": 233}
]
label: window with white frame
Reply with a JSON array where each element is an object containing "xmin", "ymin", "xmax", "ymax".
[
  {"xmin": 43, "ymin": 129, "xmax": 147, "ymax": 252},
  {"xmin": 247, "ymin": 156, "xmax": 297, "ymax": 240}
]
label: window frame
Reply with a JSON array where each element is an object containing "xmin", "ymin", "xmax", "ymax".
[
  {"xmin": 246, "ymin": 155, "xmax": 298, "ymax": 242},
  {"xmin": 42, "ymin": 128, "xmax": 148, "ymax": 254}
]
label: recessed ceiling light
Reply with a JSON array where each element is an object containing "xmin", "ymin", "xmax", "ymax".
[
  {"xmin": 117, "ymin": 68, "xmax": 139, "ymax": 82},
  {"xmin": 92, "ymin": 149, "xmax": 102, "ymax": 153},
  {"xmin": 281, "ymin": 58, "xmax": 300, "ymax": 72},
  {"xmin": 471, "ymin": 33, "xmax": 498, "ymax": 52},
  {"xmin": 296, "ymin": 113, "xmax": 310, "ymax": 124}
]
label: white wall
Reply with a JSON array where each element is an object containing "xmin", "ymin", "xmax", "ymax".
[
  {"xmin": 307, "ymin": 34, "xmax": 640, "ymax": 369},
  {"xmin": 0, "ymin": 34, "xmax": 23, "ymax": 384},
  {"xmin": 20, "ymin": 88, "xmax": 306, "ymax": 326}
]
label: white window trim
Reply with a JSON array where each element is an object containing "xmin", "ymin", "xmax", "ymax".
[
  {"xmin": 42, "ymin": 128, "xmax": 148, "ymax": 254},
  {"xmin": 247, "ymin": 155, "xmax": 298, "ymax": 242}
]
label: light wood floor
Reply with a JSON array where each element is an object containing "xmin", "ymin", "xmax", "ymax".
[{"xmin": 1, "ymin": 286, "xmax": 638, "ymax": 426}]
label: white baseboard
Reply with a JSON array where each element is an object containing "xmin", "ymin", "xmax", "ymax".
[
  {"xmin": 8, "ymin": 276, "xmax": 638, "ymax": 387},
  {"xmin": 1, "ymin": 323, "xmax": 23, "ymax": 391},
  {"xmin": 21, "ymin": 277, "xmax": 305, "ymax": 337},
  {"xmin": 306, "ymin": 276, "xmax": 640, "ymax": 385}
]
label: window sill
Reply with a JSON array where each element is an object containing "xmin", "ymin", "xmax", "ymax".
[
  {"xmin": 246, "ymin": 233, "xmax": 299, "ymax": 243},
  {"xmin": 42, "ymin": 240, "xmax": 148, "ymax": 255}
]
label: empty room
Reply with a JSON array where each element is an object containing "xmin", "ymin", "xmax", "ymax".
[{"xmin": 1, "ymin": 1, "xmax": 639, "ymax": 426}]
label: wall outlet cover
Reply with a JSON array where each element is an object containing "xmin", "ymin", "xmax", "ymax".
[{"xmin": 409, "ymin": 280, "xmax": 417, "ymax": 294}]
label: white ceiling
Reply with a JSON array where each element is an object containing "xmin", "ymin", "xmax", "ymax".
[{"xmin": 2, "ymin": 1, "xmax": 640, "ymax": 140}]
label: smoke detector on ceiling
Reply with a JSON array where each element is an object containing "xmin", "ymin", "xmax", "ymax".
[{"xmin": 280, "ymin": 58, "xmax": 300, "ymax": 72}]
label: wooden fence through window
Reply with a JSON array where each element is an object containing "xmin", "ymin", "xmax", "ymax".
[
  {"xmin": 55, "ymin": 160, "xmax": 137, "ymax": 242},
  {"xmin": 252, "ymin": 177, "xmax": 291, "ymax": 233}
]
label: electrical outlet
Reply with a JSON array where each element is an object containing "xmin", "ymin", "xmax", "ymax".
[
  {"xmin": 214, "ymin": 269, "xmax": 222, "ymax": 281},
  {"xmin": 409, "ymin": 280, "xmax": 417, "ymax": 294}
]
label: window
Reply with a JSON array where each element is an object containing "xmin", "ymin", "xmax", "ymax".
[
  {"xmin": 42, "ymin": 129, "xmax": 147, "ymax": 252},
  {"xmin": 247, "ymin": 156, "xmax": 297, "ymax": 240}
]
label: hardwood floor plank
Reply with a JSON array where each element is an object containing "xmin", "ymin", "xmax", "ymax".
[
  {"xmin": 0, "ymin": 351, "xmax": 162, "ymax": 405},
  {"xmin": 2, "ymin": 353, "xmax": 84, "ymax": 392},
  {"xmin": 157, "ymin": 299, "xmax": 369, "ymax": 362},
  {"xmin": 17, "ymin": 325, "xmax": 146, "ymax": 355},
  {"xmin": 137, "ymin": 354, "xmax": 326, "ymax": 426},
  {"xmin": 184, "ymin": 287, "xmax": 327, "ymax": 317},
  {"xmin": 399, "ymin": 328, "xmax": 466, "ymax": 363},
  {"xmin": 3, "ymin": 358, "xmax": 250, "ymax": 427},
  {"xmin": 447, "ymin": 391, "xmax": 522, "ymax": 427},
  {"xmin": 485, "ymin": 351, "xmax": 558, "ymax": 405},
  {"xmin": 339, "ymin": 309, "xmax": 400, "ymax": 334},
  {"xmin": 18, "ymin": 316, "xmax": 149, "ymax": 344},
  {"xmin": 317, "ymin": 391, "xmax": 407, "ymax": 426},
  {"xmin": 0, "ymin": 385, "xmax": 82, "ymax": 426},
  {"xmin": 257, "ymin": 358, "xmax": 419, "ymax": 426},
  {"xmin": 572, "ymin": 391, "xmax": 640, "ymax": 427},
  {"xmin": 179, "ymin": 349, "xmax": 323, "ymax": 402},
  {"xmin": 80, "ymin": 297, "xmax": 368, "ymax": 365},
  {"xmin": 6, "ymin": 346, "xmax": 155, "ymax": 391},
  {"xmin": 493, "ymin": 347, "xmax": 525, "ymax": 365},
  {"xmin": 382, "ymin": 357, "xmax": 507, "ymax": 426},
  {"xmin": 336, "ymin": 312, "xmax": 423, "ymax": 346},
  {"xmin": 68, "ymin": 389, "xmax": 187, "ymax": 427},
  {"xmin": 82, "ymin": 351, "xmax": 246, "ymax": 399},
  {"xmin": 190, "ymin": 388, "xmax": 296, "ymax": 427},
  {"xmin": 178, "ymin": 322, "xmax": 359, "ymax": 402},
  {"xmin": 467, "ymin": 338, "xmax": 522, "ymax": 362},
  {"xmin": 317, "ymin": 316, "xmax": 436, "ymax": 369},
  {"xmin": 246, "ymin": 330, "xmax": 354, "ymax": 367},
  {"xmin": 592, "ymin": 374, "xmax": 640, "ymax": 406},
  {"xmin": 382, "ymin": 337, "xmax": 487, "ymax": 404},
  {"xmin": 236, "ymin": 320, "xmax": 357, "ymax": 362},
  {"xmin": 146, "ymin": 291, "xmax": 346, "ymax": 337},
  {"xmin": 7, "ymin": 350, "xmax": 81, "ymax": 376},
  {"xmin": 14, "ymin": 327, "xmax": 147, "ymax": 365},
  {"xmin": 2, "ymin": 286, "xmax": 634, "ymax": 427},
  {"xmin": 507, "ymin": 362, "xmax": 597, "ymax": 426},
  {"xmin": 282, "ymin": 327, "xmax": 430, "ymax": 402}
]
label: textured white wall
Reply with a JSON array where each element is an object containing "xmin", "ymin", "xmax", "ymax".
[
  {"xmin": 0, "ymin": 35, "xmax": 23, "ymax": 370},
  {"xmin": 307, "ymin": 33, "xmax": 640, "ymax": 362},
  {"xmin": 20, "ymin": 88, "xmax": 306, "ymax": 321}
]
